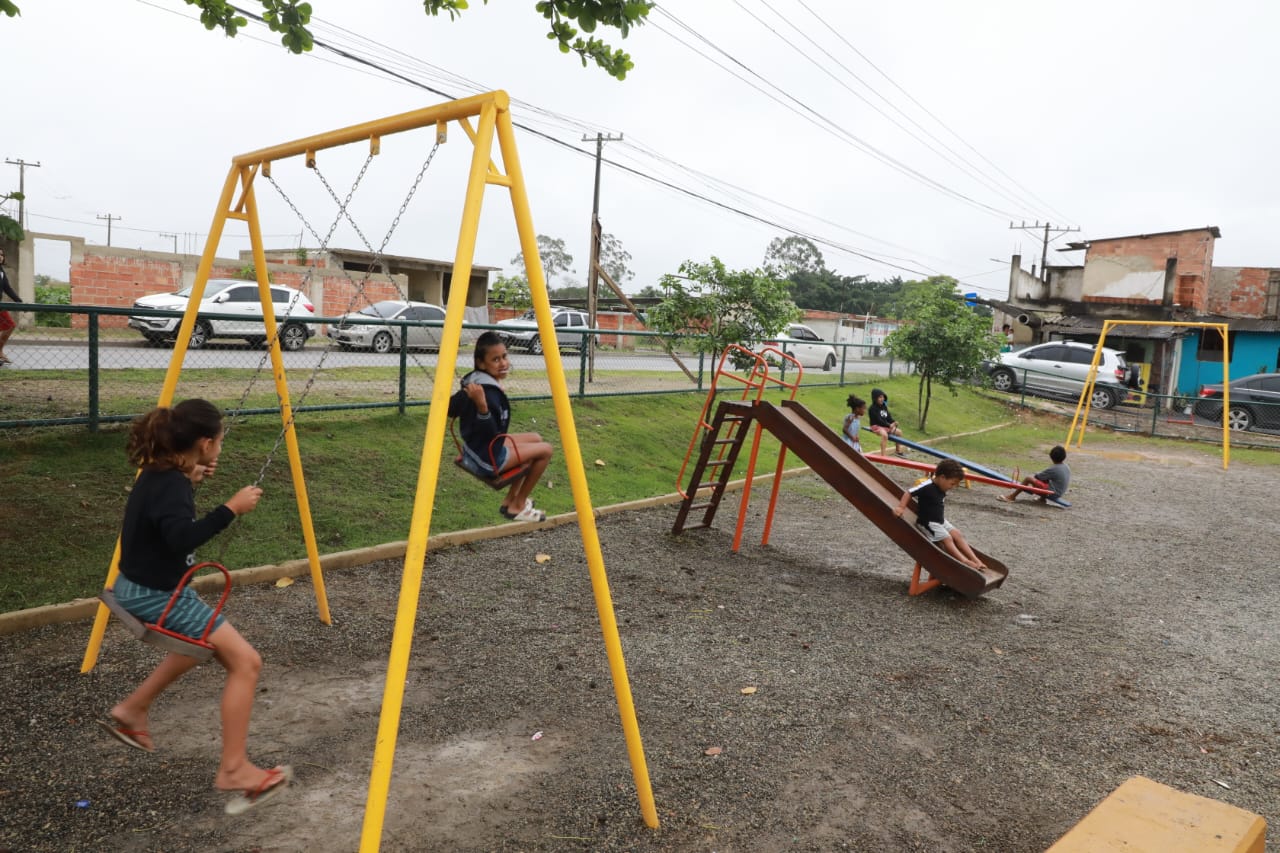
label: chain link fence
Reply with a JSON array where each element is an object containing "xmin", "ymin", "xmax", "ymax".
[
  {"xmin": 983, "ymin": 375, "xmax": 1280, "ymax": 451},
  {"xmin": 0, "ymin": 304, "xmax": 901, "ymax": 431}
]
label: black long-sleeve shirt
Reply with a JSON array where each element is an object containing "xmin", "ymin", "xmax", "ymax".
[
  {"xmin": 0, "ymin": 268, "xmax": 18, "ymax": 303},
  {"xmin": 119, "ymin": 467, "xmax": 235, "ymax": 590}
]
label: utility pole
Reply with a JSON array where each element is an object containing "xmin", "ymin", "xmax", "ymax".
[
  {"xmin": 160, "ymin": 232, "xmax": 179, "ymax": 254},
  {"xmin": 96, "ymin": 213, "xmax": 121, "ymax": 247},
  {"xmin": 1009, "ymin": 221, "xmax": 1080, "ymax": 281},
  {"xmin": 582, "ymin": 132, "xmax": 622, "ymax": 382},
  {"xmin": 5, "ymin": 158, "xmax": 42, "ymax": 229}
]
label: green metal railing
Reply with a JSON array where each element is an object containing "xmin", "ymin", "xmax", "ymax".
[{"xmin": 0, "ymin": 304, "xmax": 898, "ymax": 431}]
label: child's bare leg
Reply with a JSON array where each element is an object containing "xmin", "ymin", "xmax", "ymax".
[
  {"xmin": 938, "ymin": 536, "xmax": 970, "ymax": 565},
  {"xmin": 950, "ymin": 529, "xmax": 986, "ymax": 568},
  {"xmin": 110, "ymin": 652, "xmax": 202, "ymax": 750},
  {"xmin": 503, "ymin": 434, "xmax": 553, "ymax": 512},
  {"xmin": 209, "ymin": 622, "xmax": 275, "ymax": 792}
]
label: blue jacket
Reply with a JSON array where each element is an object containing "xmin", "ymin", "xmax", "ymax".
[{"xmin": 448, "ymin": 370, "xmax": 510, "ymax": 464}]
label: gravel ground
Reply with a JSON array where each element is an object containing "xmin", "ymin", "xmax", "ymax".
[{"xmin": 1, "ymin": 436, "xmax": 1276, "ymax": 852}]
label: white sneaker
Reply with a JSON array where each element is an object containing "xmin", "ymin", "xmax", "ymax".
[{"xmin": 511, "ymin": 504, "xmax": 546, "ymax": 523}]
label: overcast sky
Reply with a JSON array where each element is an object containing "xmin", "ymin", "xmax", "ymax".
[{"xmin": 7, "ymin": 1, "xmax": 1279, "ymax": 300}]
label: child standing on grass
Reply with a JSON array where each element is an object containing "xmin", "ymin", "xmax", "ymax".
[
  {"xmin": 841, "ymin": 395, "xmax": 866, "ymax": 452},
  {"xmin": 101, "ymin": 398, "xmax": 292, "ymax": 814},
  {"xmin": 868, "ymin": 388, "xmax": 907, "ymax": 456},
  {"xmin": 894, "ymin": 458, "xmax": 987, "ymax": 569},
  {"xmin": 998, "ymin": 445, "xmax": 1070, "ymax": 504},
  {"xmin": 450, "ymin": 331, "xmax": 555, "ymax": 523}
]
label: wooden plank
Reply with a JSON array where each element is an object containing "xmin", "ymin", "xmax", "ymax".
[{"xmin": 1047, "ymin": 775, "xmax": 1265, "ymax": 853}]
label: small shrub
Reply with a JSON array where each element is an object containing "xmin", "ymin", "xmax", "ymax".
[{"xmin": 34, "ymin": 282, "xmax": 71, "ymax": 327}]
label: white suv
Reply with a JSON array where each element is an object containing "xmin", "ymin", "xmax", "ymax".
[
  {"xmin": 987, "ymin": 341, "xmax": 1135, "ymax": 409},
  {"xmin": 129, "ymin": 279, "xmax": 316, "ymax": 351},
  {"xmin": 495, "ymin": 307, "xmax": 593, "ymax": 354},
  {"xmin": 754, "ymin": 323, "xmax": 839, "ymax": 371}
]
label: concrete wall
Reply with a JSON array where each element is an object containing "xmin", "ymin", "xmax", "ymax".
[
  {"xmin": 1209, "ymin": 266, "xmax": 1279, "ymax": 317},
  {"xmin": 1081, "ymin": 229, "xmax": 1215, "ymax": 311},
  {"xmin": 62, "ymin": 243, "xmax": 404, "ymax": 330}
]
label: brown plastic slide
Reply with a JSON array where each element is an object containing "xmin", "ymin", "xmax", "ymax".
[{"xmin": 742, "ymin": 398, "xmax": 1008, "ymax": 598}]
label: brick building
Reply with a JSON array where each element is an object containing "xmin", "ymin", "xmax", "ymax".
[{"xmin": 992, "ymin": 226, "xmax": 1280, "ymax": 397}]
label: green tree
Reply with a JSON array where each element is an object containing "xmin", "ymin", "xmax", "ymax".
[
  {"xmin": 490, "ymin": 273, "xmax": 531, "ymax": 309},
  {"xmin": 764, "ymin": 235, "xmax": 826, "ymax": 277},
  {"xmin": 162, "ymin": 1, "xmax": 652, "ymax": 80},
  {"xmin": 885, "ymin": 276, "xmax": 1002, "ymax": 431},
  {"xmin": 510, "ymin": 234, "xmax": 575, "ymax": 284},
  {"xmin": 598, "ymin": 232, "xmax": 633, "ymax": 286},
  {"xmin": 33, "ymin": 275, "xmax": 71, "ymax": 327},
  {"xmin": 646, "ymin": 257, "xmax": 799, "ymax": 362},
  {"xmin": 0, "ymin": 191, "xmax": 24, "ymax": 243}
]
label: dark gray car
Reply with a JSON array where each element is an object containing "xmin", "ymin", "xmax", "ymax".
[{"xmin": 1193, "ymin": 373, "xmax": 1280, "ymax": 431}]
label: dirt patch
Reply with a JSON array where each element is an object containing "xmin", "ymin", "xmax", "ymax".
[{"xmin": 1, "ymin": 438, "xmax": 1276, "ymax": 851}]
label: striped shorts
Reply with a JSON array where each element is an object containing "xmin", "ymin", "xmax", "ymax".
[{"xmin": 113, "ymin": 574, "xmax": 226, "ymax": 640}]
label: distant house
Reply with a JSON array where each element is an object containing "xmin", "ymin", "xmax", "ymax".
[{"xmin": 990, "ymin": 226, "xmax": 1280, "ymax": 397}]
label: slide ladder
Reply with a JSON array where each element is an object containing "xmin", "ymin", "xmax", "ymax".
[{"xmin": 671, "ymin": 401, "xmax": 756, "ymax": 534}]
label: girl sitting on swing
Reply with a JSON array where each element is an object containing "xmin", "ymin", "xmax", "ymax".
[
  {"xmin": 450, "ymin": 331, "xmax": 554, "ymax": 523},
  {"xmin": 100, "ymin": 398, "xmax": 291, "ymax": 814}
]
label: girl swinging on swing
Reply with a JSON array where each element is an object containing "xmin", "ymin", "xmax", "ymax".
[
  {"xmin": 100, "ymin": 398, "xmax": 292, "ymax": 814},
  {"xmin": 450, "ymin": 331, "xmax": 554, "ymax": 522}
]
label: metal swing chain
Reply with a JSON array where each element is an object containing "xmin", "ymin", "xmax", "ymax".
[
  {"xmin": 221, "ymin": 150, "xmax": 379, "ymax": 440},
  {"xmin": 307, "ymin": 139, "xmax": 448, "ymax": 380},
  {"xmin": 207, "ymin": 141, "xmax": 441, "ymax": 565},
  {"xmin": 247, "ymin": 138, "xmax": 444, "ymax": 488}
]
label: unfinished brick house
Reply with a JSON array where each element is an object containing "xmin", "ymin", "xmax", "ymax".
[{"xmin": 991, "ymin": 226, "xmax": 1280, "ymax": 398}]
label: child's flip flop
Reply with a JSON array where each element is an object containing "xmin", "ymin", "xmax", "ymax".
[
  {"xmin": 98, "ymin": 718, "xmax": 155, "ymax": 753},
  {"xmin": 224, "ymin": 765, "xmax": 294, "ymax": 815}
]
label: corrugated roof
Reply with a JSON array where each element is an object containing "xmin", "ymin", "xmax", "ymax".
[
  {"xmin": 1064, "ymin": 225, "xmax": 1221, "ymax": 250},
  {"xmin": 1036, "ymin": 315, "xmax": 1185, "ymax": 339}
]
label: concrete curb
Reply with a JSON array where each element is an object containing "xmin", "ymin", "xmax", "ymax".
[{"xmin": 0, "ymin": 469, "xmax": 810, "ymax": 636}]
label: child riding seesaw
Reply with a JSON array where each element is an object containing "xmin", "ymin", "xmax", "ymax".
[{"xmin": 998, "ymin": 445, "xmax": 1070, "ymax": 506}]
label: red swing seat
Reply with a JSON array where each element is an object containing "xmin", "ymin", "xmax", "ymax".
[
  {"xmin": 99, "ymin": 561, "xmax": 232, "ymax": 662},
  {"xmin": 449, "ymin": 418, "xmax": 531, "ymax": 490}
]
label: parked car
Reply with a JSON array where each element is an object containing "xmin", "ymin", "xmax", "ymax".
[
  {"xmin": 985, "ymin": 341, "xmax": 1136, "ymax": 410},
  {"xmin": 129, "ymin": 278, "xmax": 316, "ymax": 351},
  {"xmin": 495, "ymin": 306, "xmax": 594, "ymax": 354},
  {"xmin": 1193, "ymin": 373, "xmax": 1280, "ymax": 431},
  {"xmin": 754, "ymin": 323, "xmax": 839, "ymax": 371},
  {"xmin": 327, "ymin": 300, "xmax": 474, "ymax": 354}
]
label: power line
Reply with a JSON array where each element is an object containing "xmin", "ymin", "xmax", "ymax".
[
  {"xmin": 789, "ymin": 0, "xmax": 1075, "ymax": 225},
  {"xmin": 144, "ymin": 4, "xmax": 1002, "ymax": 291},
  {"xmin": 651, "ymin": 7, "xmax": 1029, "ymax": 221},
  {"xmin": 740, "ymin": 0, "xmax": 1048, "ymax": 220}
]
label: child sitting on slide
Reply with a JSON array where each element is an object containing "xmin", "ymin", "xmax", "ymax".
[{"xmin": 894, "ymin": 459, "xmax": 987, "ymax": 569}]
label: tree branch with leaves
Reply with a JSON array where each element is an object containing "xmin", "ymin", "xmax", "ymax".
[
  {"xmin": 645, "ymin": 257, "xmax": 799, "ymax": 363},
  {"xmin": 155, "ymin": 0, "xmax": 652, "ymax": 80}
]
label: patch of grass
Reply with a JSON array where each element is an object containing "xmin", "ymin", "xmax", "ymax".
[{"xmin": 4, "ymin": 382, "xmax": 1272, "ymax": 612}]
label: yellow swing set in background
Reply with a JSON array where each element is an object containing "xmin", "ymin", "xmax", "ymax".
[{"xmin": 1065, "ymin": 319, "xmax": 1231, "ymax": 469}]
